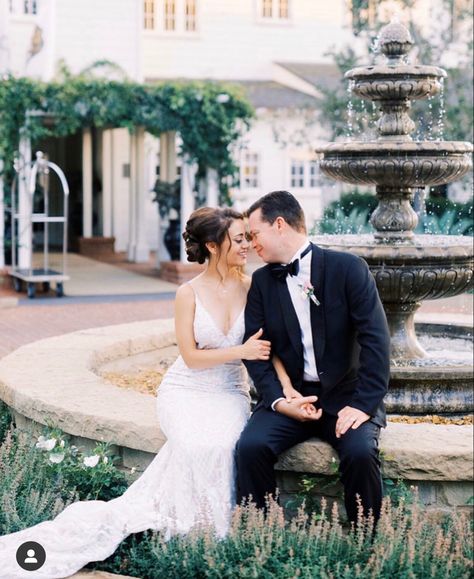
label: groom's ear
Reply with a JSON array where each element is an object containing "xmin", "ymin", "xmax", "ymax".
[{"xmin": 275, "ymin": 216, "xmax": 287, "ymax": 231}]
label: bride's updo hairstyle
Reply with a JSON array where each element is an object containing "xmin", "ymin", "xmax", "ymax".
[{"xmin": 183, "ymin": 207, "xmax": 244, "ymax": 264}]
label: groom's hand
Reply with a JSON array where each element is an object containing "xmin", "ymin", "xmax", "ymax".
[
  {"xmin": 335, "ymin": 406, "xmax": 370, "ymax": 438},
  {"xmin": 274, "ymin": 396, "xmax": 323, "ymax": 422}
]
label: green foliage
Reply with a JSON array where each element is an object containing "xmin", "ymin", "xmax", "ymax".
[
  {"xmin": 0, "ymin": 421, "xmax": 132, "ymax": 534},
  {"xmin": 0, "ymin": 427, "xmax": 77, "ymax": 534},
  {"xmin": 90, "ymin": 497, "xmax": 473, "ymax": 578},
  {"xmin": 316, "ymin": 191, "xmax": 473, "ymax": 236},
  {"xmin": 417, "ymin": 209, "xmax": 474, "ymax": 235},
  {"xmin": 382, "ymin": 478, "xmax": 416, "ymax": 506},
  {"xmin": 34, "ymin": 423, "xmax": 131, "ymax": 501},
  {"xmin": 0, "ymin": 74, "xmax": 254, "ymax": 203},
  {"xmin": 0, "ymin": 399, "xmax": 13, "ymax": 443},
  {"xmin": 285, "ymin": 468, "xmax": 343, "ymax": 517}
]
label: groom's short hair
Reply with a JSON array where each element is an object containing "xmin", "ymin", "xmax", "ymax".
[{"xmin": 247, "ymin": 191, "xmax": 306, "ymax": 233}]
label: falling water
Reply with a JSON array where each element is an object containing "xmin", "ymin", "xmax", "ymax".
[
  {"xmin": 436, "ymin": 77, "xmax": 446, "ymax": 141},
  {"xmin": 346, "ymin": 81, "xmax": 355, "ymax": 138}
]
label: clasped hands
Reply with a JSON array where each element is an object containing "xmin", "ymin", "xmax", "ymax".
[
  {"xmin": 275, "ymin": 385, "xmax": 322, "ymax": 422},
  {"xmin": 277, "ymin": 385, "xmax": 370, "ymax": 436}
]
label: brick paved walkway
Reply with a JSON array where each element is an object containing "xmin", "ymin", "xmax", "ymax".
[{"xmin": 0, "ymin": 299, "xmax": 174, "ymax": 359}]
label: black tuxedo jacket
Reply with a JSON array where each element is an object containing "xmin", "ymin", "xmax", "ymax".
[{"xmin": 243, "ymin": 243, "xmax": 391, "ymax": 427}]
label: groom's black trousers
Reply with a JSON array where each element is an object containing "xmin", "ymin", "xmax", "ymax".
[{"xmin": 236, "ymin": 397, "xmax": 382, "ymax": 523}]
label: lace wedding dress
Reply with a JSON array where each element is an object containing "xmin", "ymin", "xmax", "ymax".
[{"xmin": 0, "ymin": 292, "xmax": 251, "ymax": 578}]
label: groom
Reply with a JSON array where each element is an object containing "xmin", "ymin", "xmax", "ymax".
[{"xmin": 236, "ymin": 190, "xmax": 391, "ymax": 523}]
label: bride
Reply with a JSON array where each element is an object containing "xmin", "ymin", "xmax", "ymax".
[{"xmin": 0, "ymin": 207, "xmax": 274, "ymax": 578}]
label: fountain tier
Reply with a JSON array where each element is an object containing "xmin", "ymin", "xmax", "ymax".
[{"xmin": 315, "ymin": 19, "xmax": 473, "ymax": 414}]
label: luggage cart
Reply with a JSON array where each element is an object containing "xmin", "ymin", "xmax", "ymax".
[{"xmin": 10, "ymin": 151, "xmax": 70, "ymax": 299}]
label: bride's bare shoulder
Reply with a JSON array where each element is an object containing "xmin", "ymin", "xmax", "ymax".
[{"xmin": 176, "ymin": 282, "xmax": 196, "ymax": 302}]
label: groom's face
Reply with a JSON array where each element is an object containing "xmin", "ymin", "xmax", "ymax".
[{"xmin": 248, "ymin": 209, "xmax": 282, "ymax": 263}]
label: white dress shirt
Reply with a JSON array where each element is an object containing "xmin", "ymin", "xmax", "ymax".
[{"xmin": 271, "ymin": 240, "xmax": 319, "ymax": 410}]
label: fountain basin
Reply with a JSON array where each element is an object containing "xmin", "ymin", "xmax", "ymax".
[
  {"xmin": 311, "ymin": 234, "xmax": 473, "ymax": 302},
  {"xmin": 346, "ymin": 64, "xmax": 446, "ymax": 101},
  {"xmin": 311, "ymin": 234, "xmax": 473, "ymax": 362},
  {"xmin": 0, "ymin": 320, "xmax": 472, "ymax": 513},
  {"xmin": 316, "ymin": 141, "xmax": 473, "ymax": 187}
]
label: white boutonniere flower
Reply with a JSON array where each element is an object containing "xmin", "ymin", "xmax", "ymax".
[{"xmin": 298, "ymin": 280, "xmax": 321, "ymax": 306}]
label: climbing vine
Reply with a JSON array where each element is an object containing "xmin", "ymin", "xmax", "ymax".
[{"xmin": 0, "ymin": 74, "xmax": 254, "ymax": 203}]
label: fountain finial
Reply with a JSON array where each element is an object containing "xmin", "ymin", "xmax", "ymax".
[{"xmin": 377, "ymin": 18, "xmax": 414, "ymax": 63}]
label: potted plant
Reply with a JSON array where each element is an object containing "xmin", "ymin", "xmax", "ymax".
[{"xmin": 152, "ymin": 178, "xmax": 181, "ymax": 260}]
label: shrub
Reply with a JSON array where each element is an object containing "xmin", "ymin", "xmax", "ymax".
[
  {"xmin": 0, "ymin": 427, "xmax": 77, "ymax": 534},
  {"xmin": 0, "ymin": 422, "xmax": 132, "ymax": 534},
  {"xmin": 0, "ymin": 399, "xmax": 13, "ymax": 443},
  {"xmin": 90, "ymin": 496, "xmax": 473, "ymax": 578},
  {"xmin": 316, "ymin": 192, "xmax": 473, "ymax": 237},
  {"xmin": 33, "ymin": 425, "xmax": 131, "ymax": 502}
]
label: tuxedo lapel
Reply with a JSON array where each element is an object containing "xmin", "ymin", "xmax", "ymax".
[
  {"xmin": 310, "ymin": 243, "xmax": 326, "ymax": 364},
  {"xmin": 276, "ymin": 280, "xmax": 304, "ymax": 362}
]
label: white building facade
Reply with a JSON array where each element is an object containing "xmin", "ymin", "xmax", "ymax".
[{"xmin": 0, "ymin": 0, "xmax": 466, "ymax": 266}]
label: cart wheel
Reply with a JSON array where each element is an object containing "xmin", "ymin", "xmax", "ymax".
[
  {"xmin": 43, "ymin": 282, "xmax": 50, "ymax": 293},
  {"xmin": 27, "ymin": 282, "xmax": 36, "ymax": 299},
  {"xmin": 13, "ymin": 278, "xmax": 22, "ymax": 292},
  {"xmin": 56, "ymin": 283, "xmax": 64, "ymax": 298}
]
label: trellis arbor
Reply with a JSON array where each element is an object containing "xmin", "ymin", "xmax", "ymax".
[{"xmin": 0, "ymin": 76, "xmax": 254, "ymax": 268}]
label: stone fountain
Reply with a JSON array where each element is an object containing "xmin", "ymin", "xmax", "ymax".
[{"xmin": 314, "ymin": 20, "xmax": 473, "ymax": 414}]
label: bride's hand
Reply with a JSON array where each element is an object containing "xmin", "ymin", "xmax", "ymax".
[
  {"xmin": 240, "ymin": 328, "xmax": 271, "ymax": 360},
  {"xmin": 282, "ymin": 384, "xmax": 302, "ymax": 402}
]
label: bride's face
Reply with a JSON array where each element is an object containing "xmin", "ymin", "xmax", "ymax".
[{"xmin": 220, "ymin": 219, "xmax": 249, "ymax": 268}]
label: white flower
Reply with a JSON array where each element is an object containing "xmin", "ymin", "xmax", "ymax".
[
  {"xmin": 83, "ymin": 455, "xmax": 100, "ymax": 468},
  {"xmin": 49, "ymin": 452, "xmax": 65, "ymax": 464},
  {"xmin": 130, "ymin": 467, "xmax": 136, "ymax": 474},
  {"xmin": 216, "ymin": 93, "xmax": 230, "ymax": 104},
  {"xmin": 36, "ymin": 436, "xmax": 57, "ymax": 451},
  {"xmin": 103, "ymin": 456, "xmax": 108, "ymax": 464},
  {"xmin": 331, "ymin": 457, "xmax": 337, "ymax": 463},
  {"xmin": 60, "ymin": 440, "xmax": 65, "ymax": 448}
]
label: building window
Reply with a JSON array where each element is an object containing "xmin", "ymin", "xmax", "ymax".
[
  {"xmin": 309, "ymin": 161, "xmax": 319, "ymax": 188},
  {"xmin": 144, "ymin": 0, "xmax": 198, "ymax": 33},
  {"xmin": 164, "ymin": 0, "xmax": 176, "ymax": 31},
  {"xmin": 351, "ymin": 0, "xmax": 376, "ymax": 35},
  {"xmin": 144, "ymin": 0, "xmax": 155, "ymax": 30},
  {"xmin": 260, "ymin": 0, "xmax": 290, "ymax": 20},
  {"xmin": 185, "ymin": 0, "xmax": 197, "ymax": 31},
  {"xmin": 242, "ymin": 152, "xmax": 260, "ymax": 189},
  {"xmin": 9, "ymin": 0, "xmax": 38, "ymax": 14},
  {"xmin": 290, "ymin": 160, "xmax": 305, "ymax": 188},
  {"xmin": 278, "ymin": 0, "xmax": 288, "ymax": 18},
  {"xmin": 262, "ymin": 0, "xmax": 272, "ymax": 18}
]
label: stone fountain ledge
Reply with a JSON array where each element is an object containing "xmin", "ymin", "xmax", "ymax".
[{"xmin": 0, "ymin": 319, "xmax": 472, "ymax": 511}]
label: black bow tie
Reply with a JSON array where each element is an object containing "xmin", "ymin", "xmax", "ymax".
[{"xmin": 270, "ymin": 244, "xmax": 312, "ymax": 281}]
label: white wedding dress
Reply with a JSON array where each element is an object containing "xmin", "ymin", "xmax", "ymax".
[{"xmin": 0, "ymin": 292, "xmax": 251, "ymax": 578}]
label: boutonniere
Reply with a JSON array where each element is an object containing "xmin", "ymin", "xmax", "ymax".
[{"xmin": 298, "ymin": 281, "xmax": 321, "ymax": 306}]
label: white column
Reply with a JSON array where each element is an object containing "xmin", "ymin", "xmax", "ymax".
[
  {"xmin": 101, "ymin": 129, "xmax": 113, "ymax": 238},
  {"xmin": 133, "ymin": 126, "xmax": 150, "ymax": 262},
  {"xmin": 0, "ymin": 159, "xmax": 4, "ymax": 269},
  {"xmin": 206, "ymin": 168, "xmax": 219, "ymax": 207},
  {"xmin": 18, "ymin": 132, "xmax": 32, "ymax": 270},
  {"xmin": 82, "ymin": 127, "xmax": 93, "ymax": 238},
  {"xmin": 127, "ymin": 130, "xmax": 137, "ymax": 261},
  {"xmin": 157, "ymin": 131, "xmax": 177, "ymax": 264},
  {"xmin": 180, "ymin": 156, "xmax": 196, "ymax": 263}
]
